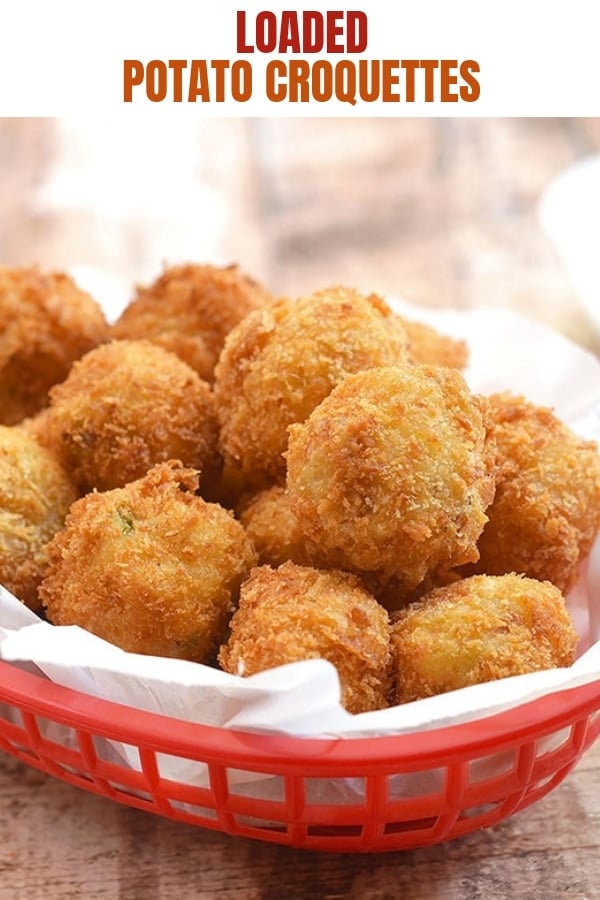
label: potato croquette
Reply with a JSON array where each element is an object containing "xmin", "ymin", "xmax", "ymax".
[
  {"xmin": 214, "ymin": 287, "xmax": 410, "ymax": 487},
  {"xmin": 40, "ymin": 462, "xmax": 257, "ymax": 661},
  {"xmin": 219, "ymin": 562, "xmax": 391, "ymax": 714},
  {"xmin": 0, "ymin": 425, "xmax": 77, "ymax": 610},
  {"xmin": 471, "ymin": 393, "xmax": 600, "ymax": 593},
  {"xmin": 399, "ymin": 316, "xmax": 469, "ymax": 369},
  {"xmin": 112, "ymin": 263, "xmax": 271, "ymax": 383},
  {"xmin": 286, "ymin": 365, "xmax": 495, "ymax": 602},
  {"xmin": 0, "ymin": 266, "xmax": 109, "ymax": 424},
  {"xmin": 238, "ymin": 486, "xmax": 310, "ymax": 567},
  {"xmin": 39, "ymin": 340, "xmax": 219, "ymax": 494},
  {"xmin": 390, "ymin": 574, "xmax": 578, "ymax": 703}
]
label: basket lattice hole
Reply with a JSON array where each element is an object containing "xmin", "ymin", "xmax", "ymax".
[
  {"xmin": 107, "ymin": 781, "xmax": 154, "ymax": 804},
  {"xmin": 588, "ymin": 708, "xmax": 600, "ymax": 739},
  {"xmin": 536, "ymin": 725, "xmax": 572, "ymax": 757},
  {"xmin": 9, "ymin": 742, "xmax": 38, "ymax": 760},
  {"xmin": 306, "ymin": 823, "xmax": 364, "ymax": 838},
  {"xmin": 234, "ymin": 814, "xmax": 287, "ymax": 832},
  {"xmin": 54, "ymin": 762, "xmax": 95, "ymax": 782},
  {"xmin": 156, "ymin": 751, "xmax": 209, "ymax": 786},
  {"xmin": 387, "ymin": 768, "xmax": 444, "ymax": 801},
  {"xmin": 0, "ymin": 702, "xmax": 24, "ymax": 727},
  {"xmin": 383, "ymin": 817, "xmax": 437, "ymax": 835},
  {"xmin": 35, "ymin": 719, "xmax": 81, "ymax": 753},
  {"xmin": 226, "ymin": 768, "xmax": 285, "ymax": 801},
  {"xmin": 169, "ymin": 800, "xmax": 218, "ymax": 821},
  {"xmin": 92, "ymin": 735, "xmax": 141, "ymax": 769},
  {"xmin": 304, "ymin": 775, "xmax": 366, "ymax": 806},
  {"xmin": 529, "ymin": 771, "xmax": 564, "ymax": 796},
  {"xmin": 459, "ymin": 801, "xmax": 501, "ymax": 820},
  {"xmin": 468, "ymin": 748, "xmax": 517, "ymax": 784}
]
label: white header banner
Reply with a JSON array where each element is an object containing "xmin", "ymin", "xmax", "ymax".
[{"xmin": 0, "ymin": 0, "xmax": 598, "ymax": 116}]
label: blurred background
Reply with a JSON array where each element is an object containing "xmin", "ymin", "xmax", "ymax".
[{"xmin": 1, "ymin": 116, "xmax": 599, "ymax": 352}]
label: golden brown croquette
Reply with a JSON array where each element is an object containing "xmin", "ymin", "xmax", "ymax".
[
  {"xmin": 0, "ymin": 425, "xmax": 77, "ymax": 610},
  {"xmin": 214, "ymin": 286, "xmax": 410, "ymax": 488},
  {"xmin": 0, "ymin": 266, "xmax": 109, "ymax": 424},
  {"xmin": 219, "ymin": 561, "xmax": 391, "ymax": 713},
  {"xmin": 112, "ymin": 263, "xmax": 272, "ymax": 382},
  {"xmin": 390, "ymin": 574, "xmax": 578, "ymax": 703},
  {"xmin": 39, "ymin": 340, "xmax": 220, "ymax": 494},
  {"xmin": 470, "ymin": 393, "xmax": 600, "ymax": 593},
  {"xmin": 286, "ymin": 365, "xmax": 494, "ymax": 602},
  {"xmin": 40, "ymin": 462, "xmax": 257, "ymax": 661}
]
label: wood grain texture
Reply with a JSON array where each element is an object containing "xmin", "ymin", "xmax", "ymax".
[{"xmin": 1, "ymin": 117, "xmax": 599, "ymax": 898}]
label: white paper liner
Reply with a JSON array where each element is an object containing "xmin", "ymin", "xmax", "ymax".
[{"xmin": 1, "ymin": 302, "xmax": 600, "ymax": 798}]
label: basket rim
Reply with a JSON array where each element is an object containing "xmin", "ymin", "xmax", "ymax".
[{"xmin": 1, "ymin": 659, "xmax": 599, "ymax": 771}]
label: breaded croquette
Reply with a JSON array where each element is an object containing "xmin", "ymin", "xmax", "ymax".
[
  {"xmin": 39, "ymin": 340, "xmax": 220, "ymax": 494},
  {"xmin": 286, "ymin": 365, "xmax": 494, "ymax": 603},
  {"xmin": 40, "ymin": 462, "xmax": 257, "ymax": 661},
  {"xmin": 390, "ymin": 574, "xmax": 578, "ymax": 703},
  {"xmin": 214, "ymin": 286, "xmax": 410, "ymax": 488},
  {"xmin": 0, "ymin": 425, "xmax": 77, "ymax": 610},
  {"xmin": 0, "ymin": 266, "xmax": 109, "ymax": 424},
  {"xmin": 219, "ymin": 561, "xmax": 391, "ymax": 713},
  {"xmin": 471, "ymin": 393, "xmax": 600, "ymax": 593},
  {"xmin": 399, "ymin": 316, "xmax": 469, "ymax": 369},
  {"xmin": 238, "ymin": 485, "xmax": 309, "ymax": 567},
  {"xmin": 112, "ymin": 263, "xmax": 271, "ymax": 383}
]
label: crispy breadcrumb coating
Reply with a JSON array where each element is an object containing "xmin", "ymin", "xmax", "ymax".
[
  {"xmin": 0, "ymin": 266, "xmax": 109, "ymax": 424},
  {"xmin": 214, "ymin": 286, "xmax": 410, "ymax": 488},
  {"xmin": 399, "ymin": 316, "xmax": 469, "ymax": 369},
  {"xmin": 39, "ymin": 340, "xmax": 219, "ymax": 494},
  {"xmin": 0, "ymin": 425, "xmax": 77, "ymax": 610},
  {"xmin": 40, "ymin": 462, "xmax": 257, "ymax": 661},
  {"xmin": 390, "ymin": 574, "xmax": 578, "ymax": 703},
  {"xmin": 286, "ymin": 365, "xmax": 494, "ymax": 602},
  {"xmin": 470, "ymin": 393, "xmax": 600, "ymax": 593},
  {"xmin": 112, "ymin": 263, "xmax": 271, "ymax": 382},
  {"xmin": 219, "ymin": 561, "xmax": 391, "ymax": 713},
  {"xmin": 238, "ymin": 486, "xmax": 310, "ymax": 567}
]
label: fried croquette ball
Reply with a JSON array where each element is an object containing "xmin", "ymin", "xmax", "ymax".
[
  {"xmin": 471, "ymin": 393, "xmax": 600, "ymax": 593},
  {"xmin": 0, "ymin": 266, "xmax": 109, "ymax": 425},
  {"xmin": 214, "ymin": 287, "xmax": 410, "ymax": 487},
  {"xmin": 219, "ymin": 561, "xmax": 391, "ymax": 713},
  {"xmin": 0, "ymin": 425, "xmax": 77, "ymax": 610},
  {"xmin": 40, "ymin": 340, "xmax": 219, "ymax": 494},
  {"xmin": 112, "ymin": 263, "xmax": 271, "ymax": 383},
  {"xmin": 286, "ymin": 365, "xmax": 495, "ymax": 601},
  {"xmin": 238, "ymin": 485, "xmax": 309, "ymax": 567},
  {"xmin": 390, "ymin": 574, "xmax": 578, "ymax": 703},
  {"xmin": 40, "ymin": 462, "xmax": 257, "ymax": 661},
  {"xmin": 399, "ymin": 316, "xmax": 469, "ymax": 369}
]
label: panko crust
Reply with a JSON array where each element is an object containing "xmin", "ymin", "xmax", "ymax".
[
  {"xmin": 40, "ymin": 340, "xmax": 220, "ymax": 494},
  {"xmin": 0, "ymin": 425, "xmax": 77, "ymax": 610},
  {"xmin": 238, "ymin": 485, "xmax": 310, "ymax": 568},
  {"xmin": 112, "ymin": 263, "xmax": 271, "ymax": 383},
  {"xmin": 40, "ymin": 462, "xmax": 257, "ymax": 661},
  {"xmin": 0, "ymin": 266, "xmax": 109, "ymax": 424},
  {"xmin": 471, "ymin": 393, "xmax": 600, "ymax": 593},
  {"xmin": 399, "ymin": 316, "xmax": 469, "ymax": 369},
  {"xmin": 213, "ymin": 286, "xmax": 410, "ymax": 487},
  {"xmin": 219, "ymin": 561, "xmax": 391, "ymax": 714},
  {"xmin": 286, "ymin": 365, "xmax": 495, "ymax": 601},
  {"xmin": 390, "ymin": 574, "xmax": 578, "ymax": 703}
]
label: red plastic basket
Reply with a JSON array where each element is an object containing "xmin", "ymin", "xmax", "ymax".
[{"xmin": 0, "ymin": 658, "xmax": 599, "ymax": 853}]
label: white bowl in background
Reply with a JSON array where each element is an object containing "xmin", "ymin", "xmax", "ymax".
[{"xmin": 540, "ymin": 154, "xmax": 600, "ymax": 335}]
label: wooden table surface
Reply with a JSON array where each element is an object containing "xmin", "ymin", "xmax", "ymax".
[{"xmin": 1, "ymin": 117, "xmax": 600, "ymax": 899}]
